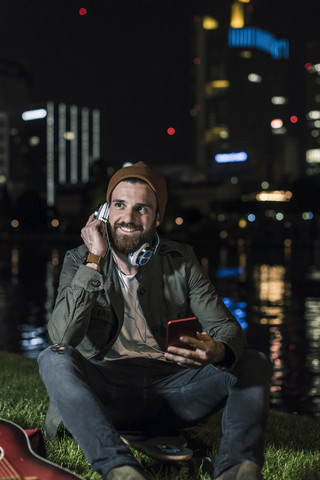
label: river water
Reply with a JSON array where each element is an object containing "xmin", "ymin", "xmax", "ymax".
[{"xmin": 0, "ymin": 237, "xmax": 319, "ymax": 417}]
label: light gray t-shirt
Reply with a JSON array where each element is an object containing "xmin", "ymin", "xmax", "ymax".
[{"xmin": 105, "ymin": 270, "xmax": 165, "ymax": 361}]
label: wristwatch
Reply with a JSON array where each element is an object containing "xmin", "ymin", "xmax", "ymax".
[{"xmin": 86, "ymin": 252, "xmax": 105, "ymax": 268}]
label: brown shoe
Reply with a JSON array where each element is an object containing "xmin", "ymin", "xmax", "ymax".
[{"xmin": 215, "ymin": 460, "xmax": 263, "ymax": 480}]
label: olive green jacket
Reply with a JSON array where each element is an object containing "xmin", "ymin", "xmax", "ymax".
[{"xmin": 48, "ymin": 238, "xmax": 246, "ymax": 364}]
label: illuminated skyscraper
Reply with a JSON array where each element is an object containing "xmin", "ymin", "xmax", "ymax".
[
  {"xmin": 22, "ymin": 102, "xmax": 100, "ymax": 207},
  {"xmin": 304, "ymin": 41, "xmax": 320, "ymax": 177},
  {"xmin": 192, "ymin": 0, "xmax": 296, "ymax": 186}
]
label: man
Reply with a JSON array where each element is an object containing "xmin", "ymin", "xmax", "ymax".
[{"xmin": 38, "ymin": 162, "xmax": 271, "ymax": 480}]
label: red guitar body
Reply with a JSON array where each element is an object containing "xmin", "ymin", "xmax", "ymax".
[{"xmin": 0, "ymin": 418, "xmax": 84, "ymax": 480}]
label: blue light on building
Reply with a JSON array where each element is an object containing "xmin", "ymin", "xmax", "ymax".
[
  {"xmin": 215, "ymin": 152, "xmax": 248, "ymax": 163},
  {"xmin": 228, "ymin": 27, "xmax": 289, "ymax": 59}
]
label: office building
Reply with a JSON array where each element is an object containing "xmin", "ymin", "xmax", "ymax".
[
  {"xmin": 20, "ymin": 102, "xmax": 100, "ymax": 208},
  {"xmin": 192, "ymin": 0, "xmax": 298, "ymax": 188},
  {"xmin": 304, "ymin": 41, "xmax": 320, "ymax": 177}
]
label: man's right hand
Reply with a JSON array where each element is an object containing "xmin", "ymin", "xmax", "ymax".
[{"xmin": 81, "ymin": 213, "xmax": 109, "ymax": 258}]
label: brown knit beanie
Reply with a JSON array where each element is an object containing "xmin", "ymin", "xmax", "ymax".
[{"xmin": 106, "ymin": 162, "xmax": 168, "ymax": 222}]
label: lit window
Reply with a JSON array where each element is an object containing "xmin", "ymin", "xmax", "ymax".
[
  {"xmin": 256, "ymin": 191, "xmax": 292, "ymax": 202},
  {"xmin": 22, "ymin": 109, "xmax": 47, "ymax": 121},
  {"xmin": 215, "ymin": 152, "xmax": 247, "ymax": 163},
  {"xmin": 270, "ymin": 119, "xmax": 283, "ymax": 129},
  {"xmin": 29, "ymin": 136, "xmax": 40, "ymax": 146},
  {"xmin": 64, "ymin": 132, "xmax": 76, "ymax": 140},
  {"xmin": 210, "ymin": 80, "xmax": 230, "ymax": 88},
  {"xmin": 308, "ymin": 111, "xmax": 320, "ymax": 120},
  {"xmin": 248, "ymin": 73, "xmax": 262, "ymax": 83},
  {"xmin": 220, "ymin": 130, "xmax": 229, "ymax": 139},
  {"xmin": 230, "ymin": 1, "xmax": 244, "ymax": 28},
  {"xmin": 306, "ymin": 149, "xmax": 320, "ymax": 164},
  {"xmin": 271, "ymin": 96, "xmax": 287, "ymax": 105},
  {"xmin": 240, "ymin": 50, "xmax": 252, "ymax": 59},
  {"xmin": 202, "ymin": 16, "xmax": 219, "ymax": 30}
]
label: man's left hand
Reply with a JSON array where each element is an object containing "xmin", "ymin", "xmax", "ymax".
[{"xmin": 164, "ymin": 332, "xmax": 226, "ymax": 368}]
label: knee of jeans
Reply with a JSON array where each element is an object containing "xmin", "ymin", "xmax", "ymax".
[{"xmin": 38, "ymin": 344, "xmax": 75, "ymax": 372}]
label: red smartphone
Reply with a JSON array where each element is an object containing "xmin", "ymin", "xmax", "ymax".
[{"xmin": 166, "ymin": 317, "xmax": 199, "ymax": 351}]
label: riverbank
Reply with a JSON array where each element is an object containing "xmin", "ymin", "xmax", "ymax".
[{"xmin": 0, "ymin": 351, "xmax": 319, "ymax": 479}]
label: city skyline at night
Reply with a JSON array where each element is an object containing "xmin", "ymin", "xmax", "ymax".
[
  {"xmin": 1, "ymin": 0, "xmax": 320, "ymax": 234},
  {"xmin": 1, "ymin": 1, "xmax": 320, "ymax": 169}
]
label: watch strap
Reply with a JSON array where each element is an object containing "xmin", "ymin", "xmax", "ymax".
[{"xmin": 86, "ymin": 252, "xmax": 105, "ymax": 268}]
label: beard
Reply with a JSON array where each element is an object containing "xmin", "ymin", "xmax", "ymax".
[{"xmin": 108, "ymin": 219, "xmax": 157, "ymax": 256}]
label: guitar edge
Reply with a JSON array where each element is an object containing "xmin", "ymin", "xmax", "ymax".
[{"xmin": 0, "ymin": 418, "xmax": 85, "ymax": 480}]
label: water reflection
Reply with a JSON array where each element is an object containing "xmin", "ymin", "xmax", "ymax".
[
  {"xmin": 0, "ymin": 242, "xmax": 63, "ymax": 358},
  {"xmin": 0, "ymin": 240, "xmax": 320, "ymax": 416}
]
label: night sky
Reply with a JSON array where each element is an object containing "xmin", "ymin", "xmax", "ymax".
[{"xmin": 1, "ymin": 0, "xmax": 320, "ymax": 168}]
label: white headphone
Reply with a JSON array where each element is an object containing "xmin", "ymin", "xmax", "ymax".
[{"xmin": 128, "ymin": 233, "xmax": 159, "ymax": 266}]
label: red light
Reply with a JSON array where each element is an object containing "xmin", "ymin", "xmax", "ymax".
[
  {"xmin": 167, "ymin": 127, "xmax": 175, "ymax": 136},
  {"xmin": 290, "ymin": 115, "xmax": 298, "ymax": 124},
  {"xmin": 305, "ymin": 62, "xmax": 312, "ymax": 71},
  {"xmin": 79, "ymin": 8, "xmax": 87, "ymax": 15},
  {"xmin": 193, "ymin": 58, "xmax": 201, "ymax": 65}
]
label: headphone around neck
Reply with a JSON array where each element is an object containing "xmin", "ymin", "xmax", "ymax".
[{"xmin": 128, "ymin": 232, "xmax": 159, "ymax": 266}]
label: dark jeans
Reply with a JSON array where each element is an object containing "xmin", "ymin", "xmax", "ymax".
[{"xmin": 37, "ymin": 346, "xmax": 271, "ymax": 479}]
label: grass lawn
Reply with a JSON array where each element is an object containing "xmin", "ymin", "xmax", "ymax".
[{"xmin": 0, "ymin": 351, "xmax": 319, "ymax": 480}]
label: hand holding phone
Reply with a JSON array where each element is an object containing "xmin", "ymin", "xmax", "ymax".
[
  {"xmin": 166, "ymin": 317, "xmax": 199, "ymax": 351},
  {"xmin": 81, "ymin": 204, "xmax": 109, "ymax": 259}
]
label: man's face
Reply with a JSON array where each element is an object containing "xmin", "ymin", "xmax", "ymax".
[{"xmin": 107, "ymin": 181, "xmax": 160, "ymax": 256}]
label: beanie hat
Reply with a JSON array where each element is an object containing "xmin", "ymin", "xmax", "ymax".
[{"xmin": 106, "ymin": 162, "xmax": 168, "ymax": 222}]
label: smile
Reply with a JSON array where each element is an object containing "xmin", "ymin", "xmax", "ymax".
[{"xmin": 118, "ymin": 226, "xmax": 141, "ymax": 233}]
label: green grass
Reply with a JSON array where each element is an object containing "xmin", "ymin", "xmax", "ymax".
[{"xmin": 0, "ymin": 351, "xmax": 319, "ymax": 480}]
